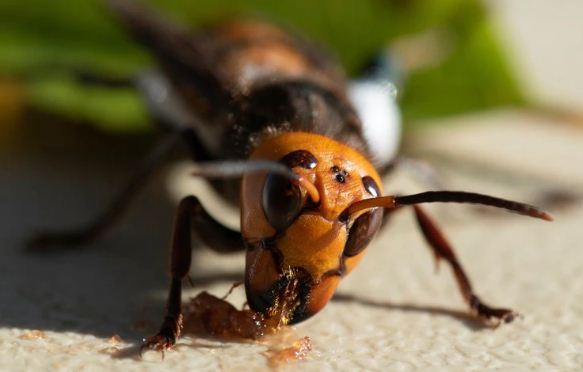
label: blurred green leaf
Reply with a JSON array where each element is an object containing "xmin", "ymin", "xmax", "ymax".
[
  {"xmin": 401, "ymin": 2, "xmax": 524, "ymax": 122},
  {"xmin": 28, "ymin": 75, "xmax": 150, "ymax": 132},
  {"xmin": 0, "ymin": 0, "xmax": 524, "ymax": 131}
]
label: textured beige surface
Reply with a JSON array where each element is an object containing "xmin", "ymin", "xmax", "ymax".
[{"xmin": 2, "ymin": 109, "xmax": 582, "ymax": 371}]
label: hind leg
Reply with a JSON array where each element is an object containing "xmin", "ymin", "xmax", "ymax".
[{"xmin": 26, "ymin": 131, "xmax": 183, "ymax": 251}]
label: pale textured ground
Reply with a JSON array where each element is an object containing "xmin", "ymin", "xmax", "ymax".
[{"xmin": 1, "ymin": 109, "xmax": 582, "ymax": 371}]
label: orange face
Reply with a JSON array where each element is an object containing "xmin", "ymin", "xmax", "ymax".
[{"xmin": 241, "ymin": 132, "xmax": 384, "ymax": 323}]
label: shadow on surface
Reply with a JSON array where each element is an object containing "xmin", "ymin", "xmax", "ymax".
[
  {"xmin": 333, "ymin": 293, "xmax": 491, "ymax": 331},
  {"xmin": 0, "ymin": 114, "xmax": 242, "ymax": 342}
]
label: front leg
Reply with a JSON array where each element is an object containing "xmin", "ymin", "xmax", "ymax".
[
  {"xmin": 412, "ymin": 205, "xmax": 517, "ymax": 326},
  {"xmin": 142, "ymin": 195, "xmax": 244, "ymax": 352}
]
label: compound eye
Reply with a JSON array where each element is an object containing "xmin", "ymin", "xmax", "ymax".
[
  {"xmin": 343, "ymin": 208, "xmax": 383, "ymax": 257},
  {"xmin": 262, "ymin": 173, "xmax": 304, "ymax": 232}
]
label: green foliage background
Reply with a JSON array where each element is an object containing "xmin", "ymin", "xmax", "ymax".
[{"xmin": 0, "ymin": 0, "xmax": 524, "ymax": 132}]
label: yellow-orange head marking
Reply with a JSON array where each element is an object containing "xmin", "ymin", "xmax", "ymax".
[{"xmin": 241, "ymin": 132, "xmax": 384, "ymax": 323}]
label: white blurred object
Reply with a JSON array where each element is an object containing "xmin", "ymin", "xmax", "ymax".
[{"xmin": 348, "ymin": 80, "xmax": 402, "ymax": 168}]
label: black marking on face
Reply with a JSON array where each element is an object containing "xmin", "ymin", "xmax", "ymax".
[
  {"xmin": 245, "ymin": 265, "xmax": 315, "ymax": 325},
  {"xmin": 281, "ymin": 150, "xmax": 317, "ymax": 169},
  {"xmin": 288, "ymin": 272, "xmax": 315, "ymax": 324},
  {"xmin": 331, "ymin": 165, "xmax": 348, "ymax": 184},
  {"xmin": 362, "ymin": 176, "xmax": 380, "ymax": 197},
  {"xmin": 245, "ymin": 273, "xmax": 291, "ymax": 315},
  {"xmin": 343, "ymin": 208, "xmax": 384, "ymax": 257}
]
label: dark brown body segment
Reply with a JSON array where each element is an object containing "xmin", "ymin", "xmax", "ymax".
[{"xmin": 108, "ymin": 0, "xmax": 368, "ymax": 170}]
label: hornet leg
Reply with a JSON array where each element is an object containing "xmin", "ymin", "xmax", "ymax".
[
  {"xmin": 26, "ymin": 131, "xmax": 183, "ymax": 251},
  {"xmin": 142, "ymin": 195, "xmax": 244, "ymax": 352},
  {"xmin": 412, "ymin": 205, "xmax": 517, "ymax": 326}
]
